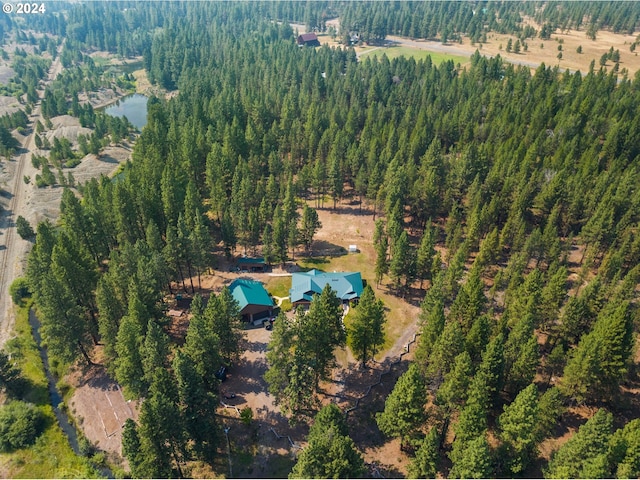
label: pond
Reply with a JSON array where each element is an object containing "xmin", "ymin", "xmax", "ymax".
[{"xmin": 104, "ymin": 93, "xmax": 148, "ymax": 130}]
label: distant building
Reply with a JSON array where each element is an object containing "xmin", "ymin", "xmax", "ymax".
[
  {"xmin": 290, "ymin": 269, "xmax": 364, "ymax": 306},
  {"xmin": 297, "ymin": 32, "xmax": 320, "ymax": 47},
  {"xmin": 236, "ymin": 256, "xmax": 268, "ymax": 272},
  {"xmin": 229, "ymin": 279, "xmax": 274, "ymax": 324}
]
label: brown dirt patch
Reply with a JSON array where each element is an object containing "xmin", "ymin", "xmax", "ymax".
[
  {"xmin": 422, "ymin": 26, "xmax": 640, "ymax": 76},
  {"xmin": 67, "ymin": 362, "xmax": 140, "ymax": 469},
  {"xmin": 217, "ymin": 325, "xmax": 308, "ymax": 478},
  {"xmin": 44, "ymin": 115, "xmax": 93, "ymax": 145},
  {"xmin": 0, "ymin": 95, "xmax": 21, "ymax": 117}
]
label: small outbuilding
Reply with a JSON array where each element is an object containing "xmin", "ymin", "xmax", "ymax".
[
  {"xmin": 229, "ymin": 279, "xmax": 275, "ymax": 324},
  {"xmin": 236, "ymin": 256, "xmax": 269, "ymax": 272},
  {"xmin": 297, "ymin": 32, "xmax": 320, "ymax": 47}
]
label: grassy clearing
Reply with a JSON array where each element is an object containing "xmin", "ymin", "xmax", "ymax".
[
  {"xmin": 298, "ymin": 253, "xmax": 370, "ymax": 277},
  {"xmin": 264, "ymin": 276, "xmax": 291, "ymax": 298},
  {"xmin": 6, "ymin": 301, "xmax": 48, "ymax": 405},
  {"xmin": 362, "ymin": 45, "xmax": 469, "ymax": 65},
  {"xmin": 90, "ymin": 55, "xmax": 112, "ymax": 67},
  {"xmin": 0, "ymin": 303, "xmax": 97, "ymax": 478}
]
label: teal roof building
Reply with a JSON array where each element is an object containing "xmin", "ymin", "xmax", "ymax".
[
  {"xmin": 290, "ymin": 269, "xmax": 364, "ymax": 305},
  {"xmin": 229, "ymin": 279, "xmax": 274, "ymax": 322}
]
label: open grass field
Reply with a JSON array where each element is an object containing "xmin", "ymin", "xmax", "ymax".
[{"xmin": 361, "ymin": 45, "xmax": 469, "ymax": 65}]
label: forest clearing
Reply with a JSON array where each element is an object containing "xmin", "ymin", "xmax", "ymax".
[{"xmin": 308, "ymin": 15, "xmax": 640, "ymax": 75}]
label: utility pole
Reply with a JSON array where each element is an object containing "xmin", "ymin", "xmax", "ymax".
[{"xmin": 224, "ymin": 427, "xmax": 232, "ymax": 478}]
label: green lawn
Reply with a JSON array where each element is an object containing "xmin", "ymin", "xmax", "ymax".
[
  {"xmin": 264, "ymin": 276, "xmax": 291, "ymax": 298},
  {"xmin": 361, "ymin": 45, "xmax": 469, "ymax": 65},
  {"xmin": 1, "ymin": 302, "xmax": 98, "ymax": 478}
]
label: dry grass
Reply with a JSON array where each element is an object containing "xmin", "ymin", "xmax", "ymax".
[{"xmin": 298, "ymin": 197, "xmax": 421, "ymax": 360}]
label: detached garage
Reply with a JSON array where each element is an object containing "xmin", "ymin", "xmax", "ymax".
[{"xmin": 229, "ymin": 278, "xmax": 275, "ymax": 324}]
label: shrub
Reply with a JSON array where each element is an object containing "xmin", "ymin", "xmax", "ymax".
[
  {"xmin": 0, "ymin": 401, "xmax": 44, "ymax": 451},
  {"xmin": 16, "ymin": 216, "xmax": 35, "ymax": 240},
  {"xmin": 9, "ymin": 277, "xmax": 30, "ymax": 305},
  {"xmin": 240, "ymin": 407, "xmax": 253, "ymax": 426}
]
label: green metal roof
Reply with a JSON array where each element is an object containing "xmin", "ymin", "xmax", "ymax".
[
  {"xmin": 289, "ymin": 269, "xmax": 364, "ymax": 303},
  {"xmin": 237, "ymin": 257, "xmax": 266, "ymax": 265},
  {"xmin": 229, "ymin": 279, "xmax": 274, "ymax": 310}
]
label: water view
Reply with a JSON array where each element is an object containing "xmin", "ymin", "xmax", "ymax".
[{"xmin": 104, "ymin": 93, "xmax": 148, "ymax": 129}]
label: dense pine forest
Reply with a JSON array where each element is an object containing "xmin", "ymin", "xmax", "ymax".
[{"xmin": 1, "ymin": 1, "xmax": 640, "ymax": 478}]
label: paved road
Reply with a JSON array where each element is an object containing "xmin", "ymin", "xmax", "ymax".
[{"xmin": 0, "ymin": 55, "xmax": 62, "ymax": 348}]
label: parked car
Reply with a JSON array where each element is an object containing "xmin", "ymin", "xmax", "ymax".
[{"xmin": 215, "ymin": 366, "xmax": 227, "ymax": 381}]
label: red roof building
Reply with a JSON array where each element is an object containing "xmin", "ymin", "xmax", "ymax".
[{"xmin": 297, "ymin": 32, "xmax": 320, "ymax": 47}]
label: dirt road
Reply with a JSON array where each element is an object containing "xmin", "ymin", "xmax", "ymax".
[{"xmin": 0, "ymin": 55, "xmax": 63, "ymax": 348}]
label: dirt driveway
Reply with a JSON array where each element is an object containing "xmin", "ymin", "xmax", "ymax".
[{"xmin": 219, "ymin": 324, "xmax": 308, "ymax": 478}]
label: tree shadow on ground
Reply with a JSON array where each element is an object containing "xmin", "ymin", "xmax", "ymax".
[
  {"xmin": 97, "ymin": 154, "xmax": 119, "ymax": 164},
  {"xmin": 332, "ymin": 358, "xmax": 412, "ymax": 452},
  {"xmin": 71, "ymin": 363, "xmax": 129, "ymax": 394}
]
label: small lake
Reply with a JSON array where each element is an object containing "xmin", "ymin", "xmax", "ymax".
[{"xmin": 104, "ymin": 93, "xmax": 148, "ymax": 130}]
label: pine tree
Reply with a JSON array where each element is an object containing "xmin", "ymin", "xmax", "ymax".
[
  {"xmin": 262, "ymin": 223, "xmax": 275, "ymax": 265},
  {"xmin": 184, "ymin": 294, "xmax": 221, "ymax": 392},
  {"xmin": 540, "ymin": 265, "xmax": 568, "ymax": 331},
  {"xmin": 142, "ymin": 319, "xmax": 170, "ymax": 385},
  {"xmin": 498, "ymin": 383, "xmax": 539, "ymax": 474},
  {"xmin": 426, "ymin": 319, "xmax": 465, "ymax": 382},
  {"xmin": 609, "ymin": 419, "xmax": 640, "ymax": 479},
  {"xmin": 290, "ymin": 406, "xmax": 365, "ymax": 479},
  {"xmin": 390, "ymin": 230, "xmax": 412, "ymax": 292},
  {"xmin": 449, "ymin": 269, "xmax": 486, "ymax": 333},
  {"xmin": 114, "ymin": 311, "xmax": 146, "ymax": 398},
  {"xmin": 477, "ymin": 333, "xmax": 505, "ymax": 409},
  {"xmin": 416, "ymin": 221, "xmax": 436, "ymax": 289},
  {"xmin": 561, "ymin": 302, "xmax": 633, "ymax": 403},
  {"xmin": 374, "ymin": 219, "xmax": 388, "ymax": 285},
  {"xmin": 415, "ymin": 296, "xmax": 445, "ymax": 369},
  {"xmin": 453, "ymin": 373, "xmax": 489, "ymax": 448},
  {"xmin": 272, "ymin": 205, "xmax": 288, "ymax": 265},
  {"xmin": 436, "ymin": 351, "xmax": 473, "ymax": 413},
  {"xmin": 449, "ymin": 434, "xmax": 493, "ymax": 479},
  {"xmin": 207, "ymin": 287, "xmax": 242, "ymax": 364},
  {"xmin": 300, "ymin": 204, "xmax": 321, "ymax": 255},
  {"xmin": 173, "ymin": 350, "xmax": 219, "ymax": 461},
  {"xmin": 535, "ymin": 387, "xmax": 564, "ymax": 442},
  {"xmin": 464, "ymin": 314, "xmax": 491, "ymax": 365},
  {"xmin": 301, "ymin": 285, "xmax": 345, "ymax": 388},
  {"xmin": 264, "ymin": 313, "xmax": 297, "ymax": 412},
  {"xmin": 347, "ymin": 285, "xmax": 386, "ymax": 367},
  {"xmin": 376, "ymin": 364, "xmax": 427, "ymax": 448},
  {"xmin": 122, "ymin": 419, "xmax": 143, "ymax": 477},
  {"xmin": 137, "ymin": 369, "xmax": 186, "ymax": 478},
  {"xmin": 546, "ymin": 409, "xmax": 613, "ymax": 478},
  {"xmin": 408, "ymin": 427, "xmax": 440, "ymax": 479}
]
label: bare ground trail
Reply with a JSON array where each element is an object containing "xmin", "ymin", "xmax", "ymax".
[{"xmin": 0, "ymin": 55, "xmax": 63, "ymax": 348}]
